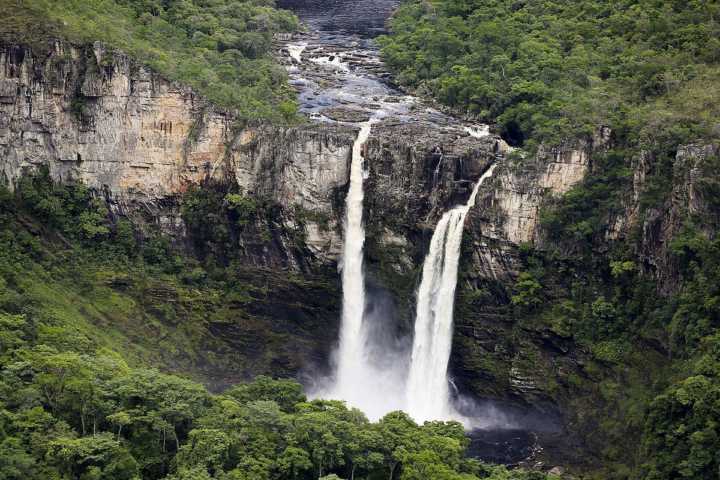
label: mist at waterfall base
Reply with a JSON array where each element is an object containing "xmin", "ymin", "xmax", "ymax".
[{"xmin": 307, "ymin": 146, "xmax": 513, "ymax": 429}]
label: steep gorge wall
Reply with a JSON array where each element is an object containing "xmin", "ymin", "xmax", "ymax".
[
  {"xmin": 357, "ymin": 119, "xmax": 621, "ymax": 428},
  {"xmin": 0, "ymin": 40, "xmax": 359, "ymax": 387},
  {"xmin": 1, "ymin": 40, "xmax": 663, "ymax": 418}
]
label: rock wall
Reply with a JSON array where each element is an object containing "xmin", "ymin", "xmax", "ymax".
[
  {"xmin": 0, "ymin": 41, "xmax": 232, "ymax": 200},
  {"xmin": 0, "ymin": 39, "xmax": 603, "ymax": 280},
  {"xmin": 632, "ymin": 143, "xmax": 720, "ymax": 291},
  {"xmin": 0, "ymin": 39, "xmax": 624, "ymax": 418},
  {"xmin": 0, "ymin": 40, "xmax": 358, "ymax": 267}
]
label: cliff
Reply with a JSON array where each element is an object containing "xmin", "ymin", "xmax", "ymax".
[
  {"xmin": 0, "ymin": 39, "xmax": 604, "ymax": 396},
  {"xmin": 5, "ymin": 40, "xmax": 716, "ymax": 464}
]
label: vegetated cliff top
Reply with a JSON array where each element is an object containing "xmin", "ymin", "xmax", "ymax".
[
  {"xmin": 379, "ymin": 0, "xmax": 720, "ymax": 150},
  {"xmin": 1, "ymin": 0, "xmax": 301, "ymax": 123}
]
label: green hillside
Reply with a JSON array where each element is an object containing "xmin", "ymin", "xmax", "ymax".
[{"xmin": 379, "ymin": 0, "xmax": 720, "ymax": 148}]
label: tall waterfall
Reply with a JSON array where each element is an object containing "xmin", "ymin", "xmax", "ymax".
[
  {"xmin": 405, "ymin": 164, "xmax": 497, "ymax": 423},
  {"xmin": 330, "ymin": 122, "xmax": 375, "ymax": 407}
]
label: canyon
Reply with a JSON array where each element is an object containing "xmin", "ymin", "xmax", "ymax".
[{"xmin": 2, "ymin": 0, "xmax": 716, "ymax": 470}]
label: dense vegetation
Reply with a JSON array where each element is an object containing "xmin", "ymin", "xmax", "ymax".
[
  {"xmin": 0, "ymin": 168, "xmax": 339, "ymax": 388},
  {"xmin": 380, "ymin": 1, "xmax": 720, "ymax": 478},
  {"xmin": 379, "ymin": 0, "xmax": 720, "ymax": 148},
  {"xmin": 0, "ymin": 172, "xmax": 558, "ymax": 479},
  {"xmin": 2, "ymin": 0, "xmax": 300, "ymax": 123},
  {"xmin": 497, "ymin": 227, "xmax": 720, "ymax": 478}
]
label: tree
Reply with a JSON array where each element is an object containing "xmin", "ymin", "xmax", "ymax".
[
  {"xmin": 227, "ymin": 376, "xmax": 305, "ymax": 413},
  {"xmin": 277, "ymin": 446, "xmax": 312, "ymax": 479},
  {"xmin": 176, "ymin": 429, "xmax": 231, "ymax": 474},
  {"xmin": 46, "ymin": 433, "xmax": 139, "ymax": 480}
]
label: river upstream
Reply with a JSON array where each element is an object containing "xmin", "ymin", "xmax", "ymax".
[{"xmin": 275, "ymin": 0, "xmax": 561, "ymax": 467}]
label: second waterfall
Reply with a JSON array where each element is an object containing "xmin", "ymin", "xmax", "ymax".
[{"xmin": 405, "ymin": 164, "xmax": 497, "ymax": 423}]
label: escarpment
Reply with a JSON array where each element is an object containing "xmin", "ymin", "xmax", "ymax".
[
  {"xmin": 4, "ymin": 39, "xmax": 716, "ymax": 451},
  {"xmin": 0, "ymin": 41, "xmax": 359, "ymax": 267},
  {"xmin": 0, "ymin": 40, "xmax": 614, "ymax": 277},
  {"xmin": 0, "ymin": 40, "xmax": 611, "ymax": 388}
]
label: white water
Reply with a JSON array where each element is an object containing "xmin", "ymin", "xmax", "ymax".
[
  {"xmin": 286, "ymin": 25, "xmax": 502, "ymax": 425},
  {"xmin": 322, "ymin": 121, "xmax": 410, "ymax": 421},
  {"xmin": 310, "ymin": 54, "xmax": 350, "ymax": 72},
  {"xmin": 405, "ymin": 164, "xmax": 497, "ymax": 424},
  {"xmin": 287, "ymin": 42, "xmax": 307, "ymax": 63},
  {"xmin": 335, "ymin": 121, "xmax": 371, "ymax": 392},
  {"xmin": 464, "ymin": 125, "xmax": 491, "ymax": 138}
]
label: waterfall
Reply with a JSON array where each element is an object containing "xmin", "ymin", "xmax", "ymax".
[
  {"xmin": 405, "ymin": 164, "xmax": 497, "ymax": 423},
  {"xmin": 287, "ymin": 42, "xmax": 307, "ymax": 63},
  {"xmin": 329, "ymin": 121, "xmax": 374, "ymax": 406}
]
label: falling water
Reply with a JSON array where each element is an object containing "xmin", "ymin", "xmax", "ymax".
[
  {"xmin": 330, "ymin": 121, "xmax": 373, "ymax": 403},
  {"xmin": 405, "ymin": 164, "xmax": 497, "ymax": 423}
]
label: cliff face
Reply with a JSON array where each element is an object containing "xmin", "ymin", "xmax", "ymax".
[
  {"xmin": 0, "ymin": 42, "xmax": 232, "ymax": 200},
  {"xmin": 4, "ymin": 40, "xmax": 697, "ymax": 423},
  {"xmin": 0, "ymin": 40, "xmax": 602, "ymax": 398},
  {"xmin": 633, "ymin": 143, "xmax": 720, "ymax": 290},
  {"xmin": 0, "ymin": 41, "xmax": 358, "ymax": 266},
  {"xmin": 0, "ymin": 40, "xmax": 358, "ymax": 388},
  {"xmin": 0, "ymin": 40, "xmax": 604, "ymax": 273}
]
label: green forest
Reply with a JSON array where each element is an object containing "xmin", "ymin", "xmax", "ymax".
[{"xmin": 379, "ymin": 0, "xmax": 720, "ymax": 148}]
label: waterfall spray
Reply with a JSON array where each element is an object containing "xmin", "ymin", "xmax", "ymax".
[{"xmin": 405, "ymin": 164, "xmax": 497, "ymax": 423}]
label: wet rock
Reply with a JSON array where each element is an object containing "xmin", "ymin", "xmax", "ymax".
[
  {"xmin": 321, "ymin": 106, "xmax": 372, "ymax": 122},
  {"xmin": 549, "ymin": 466, "xmax": 566, "ymax": 476}
]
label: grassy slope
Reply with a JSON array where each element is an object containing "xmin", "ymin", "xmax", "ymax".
[{"xmin": 0, "ymin": 174, "xmax": 340, "ymax": 390}]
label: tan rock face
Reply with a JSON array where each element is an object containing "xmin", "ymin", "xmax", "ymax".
[
  {"xmin": 0, "ymin": 42, "xmax": 233, "ymax": 202},
  {"xmin": 479, "ymin": 132, "xmax": 608, "ymax": 247},
  {"xmin": 230, "ymin": 124, "xmax": 356, "ymax": 263},
  {"xmin": 0, "ymin": 41, "xmax": 357, "ymax": 266}
]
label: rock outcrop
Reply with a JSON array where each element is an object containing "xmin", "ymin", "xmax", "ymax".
[
  {"xmin": 0, "ymin": 40, "xmax": 358, "ymax": 267},
  {"xmin": 0, "ymin": 42, "xmax": 232, "ymax": 200},
  {"xmin": 633, "ymin": 143, "xmax": 720, "ymax": 291}
]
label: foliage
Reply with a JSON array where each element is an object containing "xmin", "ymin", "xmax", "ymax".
[
  {"xmin": 539, "ymin": 149, "xmax": 632, "ymax": 248},
  {"xmin": 0, "ymin": 169, "xmax": 344, "ymax": 401},
  {"xmin": 641, "ymin": 335, "xmax": 720, "ymax": 479},
  {"xmin": 0, "ymin": 309, "xmax": 553, "ymax": 480},
  {"xmin": 510, "ymin": 272, "xmax": 543, "ymax": 312},
  {"xmin": 505, "ymin": 209, "xmax": 720, "ymax": 477},
  {"xmin": 2, "ymin": 0, "xmax": 300, "ymax": 124},
  {"xmin": 379, "ymin": 0, "xmax": 720, "ymax": 148}
]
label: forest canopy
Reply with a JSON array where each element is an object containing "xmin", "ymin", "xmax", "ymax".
[{"xmin": 379, "ymin": 0, "xmax": 720, "ymax": 148}]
